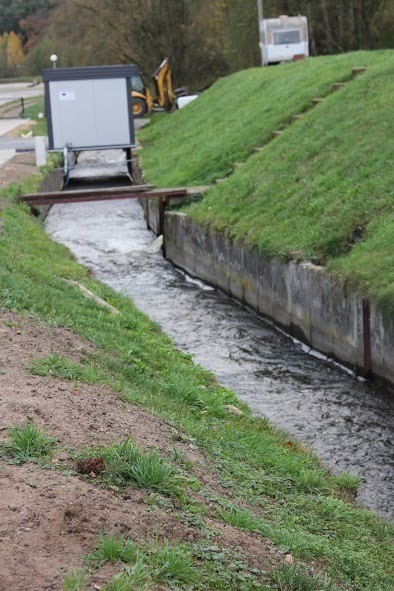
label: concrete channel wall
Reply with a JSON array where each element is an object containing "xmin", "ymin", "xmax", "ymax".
[{"xmin": 147, "ymin": 208, "xmax": 394, "ymax": 387}]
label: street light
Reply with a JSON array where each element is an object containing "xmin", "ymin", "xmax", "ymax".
[
  {"xmin": 50, "ymin": 54, "xmax": 58, "ymax": 69},
  {"xmin": 257, "ymin": 0, "xmax": 265, "ymax": 66}
]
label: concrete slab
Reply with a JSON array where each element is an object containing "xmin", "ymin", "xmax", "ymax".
[
  {"xmin": 0, "ymin": 137, "xmax": 36, "ymax": 151},
  {"xmin": 0, "ymin": 149, "xmax": 16, "ymax": 167}
]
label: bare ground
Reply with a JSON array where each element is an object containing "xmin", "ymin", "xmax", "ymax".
[{"xmin": 0, "ymin": 309, "xmax": 282, "ymax": 590}]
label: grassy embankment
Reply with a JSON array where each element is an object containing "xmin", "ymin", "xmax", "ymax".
[
  {"xmin": 0, "ymin": 170, "xmax": 393, "ymax": 588},
  {"xmin": 139, "ymin": 51, "xmax": 394, "ymax": 315},
  {"xmin": 22, "ymin": 97, "xmax": 47, "ymax": 136}
]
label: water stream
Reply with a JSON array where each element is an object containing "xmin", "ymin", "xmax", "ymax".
[{"xmin": 45, "ymin": 153, "xmax": 393, "ymax": 520}]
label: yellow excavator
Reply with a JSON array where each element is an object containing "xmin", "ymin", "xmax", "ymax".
[{"xmin": 131, "ymin": 57, "xmax": 176, "ymax": 117}]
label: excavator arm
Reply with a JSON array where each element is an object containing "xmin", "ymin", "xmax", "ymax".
[{"xmin": 152, "ymin": 58, "xmax": 176, "ymax": 111}]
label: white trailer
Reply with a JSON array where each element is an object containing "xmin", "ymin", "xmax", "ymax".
[{"xmin": 260, "ymin": 15, "xmax": 309, "ymax": 66}]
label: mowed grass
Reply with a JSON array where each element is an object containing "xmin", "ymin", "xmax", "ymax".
[
  {"xmin": 0, "ymin": 181, "xmax": 393, "ymax": 589},
  {"xmin": 22, "ymin": 97, "xmax": 47, "ymax": 136},
  {"xmin": 139, "ymin": 50, "xmax": 394, "ymax": 314},
  {"xmin": 139, "ymin": 51, "xmax": 390, "ymax": 187},
  {"xmin": 184, "ymin": 53, "xmax": 394, "ymax": 314}
]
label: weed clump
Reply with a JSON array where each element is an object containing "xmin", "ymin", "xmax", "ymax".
[
  {"xmin": 87, "ymin": 532, "xmax": 138, "ymax": 567},
  {"xmin": 80, "ymin": 438, "xmax": 183, "ymax": 497},
  {"xmin": 63, "ymin": 568, "xmax": 89, "ymax": 591},
  {"xmin": 270, "ymin": 563, "xmax": 335, "ymax": 591},
  {"xmin": 27, "ymin": 353, "xmax": 100, "ymax": 383},
  {"xmin": 105, "ymin": 560, "xmax": 151, "ymax": 591},
  {"xmin": 2, "ymin": 421, "xmax": 56, "ymax": 463},
  {"xmin": 87, "ymin": 535, "xmax": 196, "ymax": 590},
  {"xmin": 152, "ymin": 541, "xmax": 196, "ymax": 584},
  {"xmin": 332, "ymin": 472, "xmax": 361, "ymax": 491}
]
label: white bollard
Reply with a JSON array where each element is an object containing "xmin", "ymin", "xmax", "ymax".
[{"xmin": 35, "ymin": 136, "xmax": 47, "ymax": 166}]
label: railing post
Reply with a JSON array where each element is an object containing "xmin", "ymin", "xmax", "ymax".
[{"xmin": 362, "ymin": 299, "xmax": 372, "ymax": 377}]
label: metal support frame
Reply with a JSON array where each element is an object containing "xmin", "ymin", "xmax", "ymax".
[{"xmin": 362, "ymin": 299, "xmax": 372, "ymax": 377}]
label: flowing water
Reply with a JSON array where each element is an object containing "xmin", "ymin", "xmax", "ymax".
[{"xmin": 45, "ymin": 153, "xmax": 393, "ymax": 519}]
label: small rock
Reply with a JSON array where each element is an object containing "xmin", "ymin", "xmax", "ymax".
[
  {"xmin": 225, "ymin": 404, "xmax": 244, "ymax": 416},
  {"xmin": 283, "ymin": 554, "xmax": 294, "ymax": 564}
]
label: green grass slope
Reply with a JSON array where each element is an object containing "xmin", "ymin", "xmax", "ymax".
[
  {"xmin": 139, "ymin": 51, "xmax": 390, "ymax": 187},
  {"xmin": 0, "ymin": 178, "xmax": 393, "ymax": 590},
  {"xmin": 186, "ymin": 52, "xmax": 394, "ymax": 313}
]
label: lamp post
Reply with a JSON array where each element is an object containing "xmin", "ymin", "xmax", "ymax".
[
  {"xmin": 50, "ymin": 54, "xmax": 58, "ymax": 69},
  {"xmin": 257, "ymin": 0, "xmax": 265, "ymax": 66}
]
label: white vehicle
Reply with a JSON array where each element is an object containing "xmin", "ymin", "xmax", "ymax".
[{"xmin": 260, "ymin": 15, "xmax": 309, "ymax": 65}]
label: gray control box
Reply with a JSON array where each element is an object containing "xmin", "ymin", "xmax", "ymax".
[{"xmin": 43, "ymin": 65, "xmax": 137, "ymax": 150}]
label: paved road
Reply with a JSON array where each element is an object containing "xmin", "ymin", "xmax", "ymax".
[{"xmin": 0, "ymin": 82, "xmax": 44, "ymax": 101}]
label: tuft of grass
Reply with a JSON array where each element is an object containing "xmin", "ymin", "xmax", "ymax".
[
  {"xmin": 104, "ymin": 559, "xmax": 152, "ymax": 591},
  {"xmin": 273, "ymin": 529, "xmax": 328, "ymax": 559},
  {"xmin": 84, "ymin": 438, "xmax": 183, "ymax": 497},
  {"xmin": 4, "ymin": 421, "xmax": 56, "ymax": 463},
  {"xmin": 152, "ymin": 541, "xmax": 196, "ymax": 584},
  {"xmin": 27, "ymin": 353, "xmax": 102, "ymax": 383},
  {"xmin": 219, "ymin": 506, "xmax": 272, "ymax": 537},
  {"xmin": 63, "ymin": 568, "xmax": 89, "ymax": 591},
  {"xmin": 270, "ymin": 564, "xmax": 335, "ymax": 591},
  {"xmin": 296, "ymin": 469, "xmax": 329, "ymax": 492},
  {"xmin": 87, "ymin": 532, "xmax": 138, "ymax": 567},
  {"xmin": 332, "ymin": 472, "xmax": 362, "ymax": 491},
  {"xmin": 89, "ymin": 538, "xmax": 195, "ymax": 590}
]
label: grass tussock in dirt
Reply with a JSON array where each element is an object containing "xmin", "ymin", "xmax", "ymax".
[
  {"xmin": 1, "ymin": 421, "xmax": 56, "ymax": 464},
  {"xmin": 0, "ymin": 177, "xmax": 393, "ymax": 590},
  {"xmin": 77, "ymin": 437, "xmax": 185, "ymax": 497}
]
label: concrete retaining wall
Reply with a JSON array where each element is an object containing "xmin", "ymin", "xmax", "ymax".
[
  {"xmin": 163, "ymin": 210, "xmax": 394, "ymax": 386},
  {"xmin": 37, "ymin": 168, "xmax": 64, "ymax": 219}
]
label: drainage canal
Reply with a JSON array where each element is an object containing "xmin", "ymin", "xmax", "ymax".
[{"xmin": 45, "ymin": 153, "xmax": 393, "ymax": 520}]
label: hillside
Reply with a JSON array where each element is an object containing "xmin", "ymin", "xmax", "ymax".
[{"xmin": 139, "ymin": 51, "xmax": 394, "ymax": 314}]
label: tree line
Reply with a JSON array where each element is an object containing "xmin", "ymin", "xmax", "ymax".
[{"xmin": 0, "ymin": 0, "xmax": 392, "ymax": 85}]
